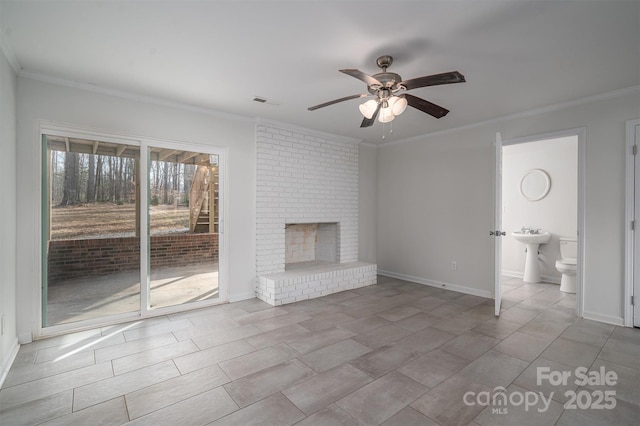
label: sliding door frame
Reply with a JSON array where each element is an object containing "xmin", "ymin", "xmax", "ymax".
[
  {"xmin": 141, "ymin": 138, "xmax": 228, "ymax": 317},
  {"xmin": 36, "ymin": 122, "xmax": 228, "ymax": 339}
]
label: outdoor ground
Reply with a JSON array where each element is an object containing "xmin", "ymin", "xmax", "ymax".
[
  {"xmin": 51, "ymin": 203, "xmax": 189, "ymax": 239},
  {"xmin": 47, "ymin": 203, "xmax": 219, "ymax": 326}
]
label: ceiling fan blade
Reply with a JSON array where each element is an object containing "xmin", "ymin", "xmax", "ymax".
[
  {"xmin": 360, "ymin": 103, "xmax": 381, "ymax": 128},
  {"xmin": 405, "ymin": 93, "xmax": 449, "ymax": 118},
  {"xmin": 400, "ymin": 71, "xmax": 465, "ymax": 91},
  {"xmin": 308, "ymin": 93, "xmax": 369, "ymax": 111},
  {"xmin": 340, "ymin": 69, "xmax": 383, "ymax": 87}
]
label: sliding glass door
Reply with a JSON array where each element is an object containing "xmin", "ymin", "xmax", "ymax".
[
  {"xmin": 43, "ymin": 135, "xmax": 142, "ymax": 326},
  {"xmin": 42, "ymin": 132, "xmax": 224, "ymax": 331},
  {"xmin": 147, "ymin": 147, "xmax": 220, "ymax": 309}
]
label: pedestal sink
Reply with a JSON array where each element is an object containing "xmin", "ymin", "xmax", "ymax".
[{"xmin": 511, "ymin": 231, "xmax": 551, "ymax": 283}]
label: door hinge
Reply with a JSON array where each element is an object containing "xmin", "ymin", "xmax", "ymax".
[
  {"xmin": 632, "ymin": 295, "xmax": 635, "ymax": 306},
  {"xmin": 632, "ymin": 220, "xmax": 636, "ymax": 231},
  {"xmin": 634, "ymin": 145, "xmax": 638, "ymax": 155}
]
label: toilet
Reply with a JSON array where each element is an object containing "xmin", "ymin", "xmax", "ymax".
[{"xmin": 555, "ymin": 237, "xmax": 577, "ymax": 293}]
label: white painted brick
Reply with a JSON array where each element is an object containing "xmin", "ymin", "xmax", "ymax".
[{"xmin": 256, "ymin": 122, "xmax": 375, "ymax": 304}]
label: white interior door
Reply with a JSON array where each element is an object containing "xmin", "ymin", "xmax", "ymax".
[
  {"xmin": 494, "ymin": 133, "xmax": 503, "ymax": 316},
  {"xmin": 634, "ymin": 123, "xmax": 640, "ymax": 327}
]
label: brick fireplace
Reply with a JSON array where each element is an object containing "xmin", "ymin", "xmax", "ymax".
[
  {"xmin": 285, "ymin": 222, "xmax": 338, "ymax": 269},
  {"xmin": 255, "ymin": 121, "xmax": 376, "ymax": 305}
]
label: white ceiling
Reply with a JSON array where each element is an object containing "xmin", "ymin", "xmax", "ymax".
[{"xmin": 1, "ymin": 0, "xmax": 638, "ymax": 144}]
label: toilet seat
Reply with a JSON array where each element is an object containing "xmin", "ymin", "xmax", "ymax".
[{"xmin": 555, "ymin": 257, "xmax": 576, "ymax": 270}]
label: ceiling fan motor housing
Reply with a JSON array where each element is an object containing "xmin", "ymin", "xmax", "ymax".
[
  {"xmin": 368, "ymin": 72, "xmax": 402, "ymax": 95},
  {"xmin": 376, "ymin": 55, "xmax": 393, "ymax": 69},
  {"xmin": 369, "ymin": 56, "xmax": 402, "ymax": 96}
]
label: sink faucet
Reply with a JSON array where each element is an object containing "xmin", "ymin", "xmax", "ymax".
[{"xmin": 520, "ymin": 226, "xmax": 541, "ymax": 234}]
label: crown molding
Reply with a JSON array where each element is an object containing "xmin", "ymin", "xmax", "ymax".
[
  {"xmin": 0, "ymin": 4, "xmax": 21, "ymax": 74},
  {"xmin": 0, "ymin": 41, "xmax": 20, "ymax": 74},
  {"xmin": 19, "ymin": 70, "xmax": 255, "ymax": 124},
  {"xmin": 380, "ymin": 84, "xmax": 640, "ymax": 148},
  {"xmin": 359, "ymin": 142, "xmax": 378, "ymax": 148},
  {"xmin": 256, "ymin": 118, "xmax": 362, "ymax": 145},
  {"xmin": 13, "ymin": 59, "xmax": 639, "ymax": 148}
]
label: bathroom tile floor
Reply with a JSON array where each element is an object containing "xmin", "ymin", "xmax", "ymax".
[{"xmin": 2, "ymin": 275, "xmax": 639, "ymax": 425}]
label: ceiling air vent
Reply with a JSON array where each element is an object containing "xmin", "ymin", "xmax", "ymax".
[{"xmin": 253, "ymin": 97, "xmax": 268, "ymax": 103}]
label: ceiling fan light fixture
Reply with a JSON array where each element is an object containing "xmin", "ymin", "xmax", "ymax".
[
  {"xmin": 389, "ymin": 96, "xmax": 408, "ymax": 116},
  {"xmin": 359, "ymin": 99, "xmax": 378, "ymax": 119},
  {"xmin": 378, "ymin": 106, "xmax": 395, "ymax": 123},
  {"xmin": 308, "ymin": 55, "xmax": 465, "ymax": 130}
]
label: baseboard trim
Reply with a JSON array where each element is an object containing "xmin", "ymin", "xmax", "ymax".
[
  {"xmin": 582, "ymin": 310, "xmax": 624, "ymax": 326},
  {"xmin": 18, "ymin": 333, "xmax": 32, "ymax": 345},
  {"xmin": 378, "ymin": 270, "xmax": 492, "ymax": 299},
  {"xmin": 0, "ymin": 338, "xmax": 20, "ymax": 389}
]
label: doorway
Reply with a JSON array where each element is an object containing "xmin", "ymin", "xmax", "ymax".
[
  {"xmin": 41, "ymin": 128, "xmax": 225, "ymax": 334},
  {"xmin": 494, "ymin": 129, "xmax": 585, "ymax": 318},
  {"xmin": 625, "ymin": 119, "xmax": 640, "ymax": 327}
]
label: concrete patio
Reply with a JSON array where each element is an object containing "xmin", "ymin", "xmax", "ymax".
[{"xmin": 46, "ymin": 263, "xmax": 219, "ymax": 326}]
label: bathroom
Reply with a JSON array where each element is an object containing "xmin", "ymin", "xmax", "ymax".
[{"xmin": 501, "ymin": 135, "xmax": 578, "ymax": 293}]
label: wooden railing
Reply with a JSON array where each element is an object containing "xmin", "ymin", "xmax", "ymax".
[{"xmin": 189, "ymin": 165, "xmax": 211, "ymax": 232}]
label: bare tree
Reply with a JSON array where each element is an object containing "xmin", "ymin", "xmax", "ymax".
[
  {"xmin": 87, "ymin": 155, "xmax": 96, "ymax": 202},
  {"xmin": 60, "ymin": 152, "xmax": 80, "ymax": 206},
  {"xmin": 163, "ymin": 161, "xmax": 169, "ymax": 204},
  {"xmin": 96, "ymin": 155, "xmax": 103, "ymax": 201},
  {"xmin": 115, "ymin": 157, "xmax": 124, "ymax": 202}
]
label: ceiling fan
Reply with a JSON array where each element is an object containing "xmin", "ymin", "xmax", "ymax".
[{"xmin": 308, "ymin": 55, "xmax": 465, "ymax": 128}]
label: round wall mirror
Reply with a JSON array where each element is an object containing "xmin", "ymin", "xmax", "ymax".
[{"xmin": 519, "ymin": 169, "xmax": 551, "ymax": 201}]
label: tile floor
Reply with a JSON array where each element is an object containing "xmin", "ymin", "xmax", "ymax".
[{"xmin": 1, "ymin": 275, "xmax": 640, "ymax": 425}]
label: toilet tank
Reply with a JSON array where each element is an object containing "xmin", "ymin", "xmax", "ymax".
[{"xmin": 559, "ymin": 237, "xmax": 577, "ymax": 259}]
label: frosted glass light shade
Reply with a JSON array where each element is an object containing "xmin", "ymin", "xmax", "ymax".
[
  {"xmin": 359, "ymin": 99, "xmax": 378, "ymax": 119},
  {"xmin": 389, "ymin": 96, "xmax": 407, "ymax": 116},
  {"xmin": 378, "ymin": 107, "xmax": 395, "ymax": 123}
]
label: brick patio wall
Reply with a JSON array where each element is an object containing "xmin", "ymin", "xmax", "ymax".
[{"xmin": 47, "ymin": 233, "xmax": 218, "ymax": 283}]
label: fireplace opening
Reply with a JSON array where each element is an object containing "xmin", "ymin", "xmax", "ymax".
[{"xmin": 285, "ymin": 222, "xmax": 338, "ymax": 270}]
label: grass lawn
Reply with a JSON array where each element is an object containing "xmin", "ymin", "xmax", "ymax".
[{"xmin": 51, "ymin": 203, "xmax": 190, "ymax": 239}]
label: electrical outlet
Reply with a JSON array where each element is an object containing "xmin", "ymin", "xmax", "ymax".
[{"xmin": 451, "ymin": 261, "xmax": 457, "ymax": 271}]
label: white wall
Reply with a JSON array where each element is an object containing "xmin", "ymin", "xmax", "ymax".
[
  {"xmin": 0, "ymin": 47, "xmax": 18, "ymax": 384},
  {"xmin": 377, "ymin": 89, "xmax": 640, "ymax": 324},
  {"xmin": 358, "ymin": 144, "xmax": 377, "ymax": 264},
  {"xmin": 502, "ymin": 137, "xmax": 578, "ymax": 282},
  {"xmin": 16, "ymin": 77, "xmax": 257, "ymax": 341},
  {"xmin": 377, "ymin": 126, "xmax": 494, "ymax": 297}
]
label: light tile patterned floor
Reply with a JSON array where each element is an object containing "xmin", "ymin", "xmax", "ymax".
[{"xmin": 2, "ymin": 275, "xmax": 640, "ymax": 425}]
